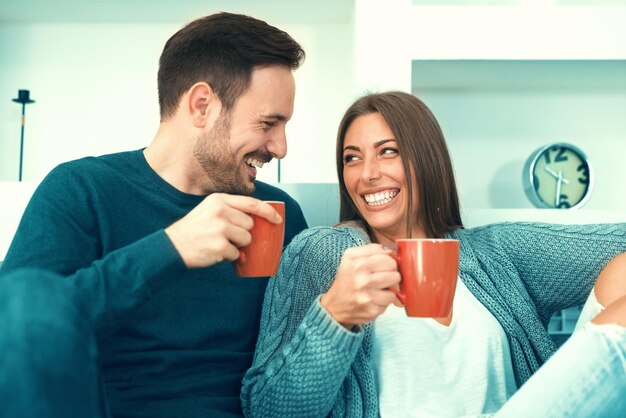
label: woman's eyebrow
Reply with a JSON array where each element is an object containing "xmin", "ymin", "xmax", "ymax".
[
  {"xmin": 374, "ymin": 139, "xmax": 396, "ymax": 147},
  {"xmin": 344, "ymin": 139, "xmax": 396, "ymax": 153}
]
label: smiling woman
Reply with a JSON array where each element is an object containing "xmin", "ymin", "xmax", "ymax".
[
  {"xmin": 342, "ymin": 113, "xmax": 413, "ymax": 243},
  {"xmin": 241, "ymin": 91, "xmax": 626, "ymax": 418}
]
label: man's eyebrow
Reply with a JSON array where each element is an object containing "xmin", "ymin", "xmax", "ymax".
[{"xmin": 261, "ymin": 114, "xmax": 288, "ymax": 122}]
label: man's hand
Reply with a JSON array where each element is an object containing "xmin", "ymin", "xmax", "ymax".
[
  {"xmin": 165, "ymin": 194, "xmax": 282, "ymax": 269},
  {"xmin": 320, "ymin": 244, "xmax": 400, "ymax": 329}
]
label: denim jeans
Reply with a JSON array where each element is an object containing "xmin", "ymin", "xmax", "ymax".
[
  {"xmin": 0, "ymin": 268, "xmax": 108, "ymax": 418},
  {"xmin": 496, "ymin": 322, "xmax": 626, "ymax": 417}
]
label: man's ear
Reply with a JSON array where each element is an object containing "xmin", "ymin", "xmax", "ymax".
[{"xmin": 187, "ymin": 82, "xmax": 222, "ymax": 128}]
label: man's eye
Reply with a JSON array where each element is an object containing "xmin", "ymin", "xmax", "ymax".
[{"xmin": 262, "ymin": 121, "xmax": 276, "ymax": 129}]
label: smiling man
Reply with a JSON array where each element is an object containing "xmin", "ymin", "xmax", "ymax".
[{"xmin": 0, "ymin": 12, "xmax": 307, "ymax": 418}]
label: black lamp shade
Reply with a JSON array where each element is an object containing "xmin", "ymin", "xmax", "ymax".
[{"xmin": 12, "ymin": 89, "xmax": 35, "ymax": 104}]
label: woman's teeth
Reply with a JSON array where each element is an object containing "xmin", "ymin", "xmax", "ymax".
[
  {"xmin": 246, "ymin": 158, "xmax": 264, "ymax": 168},
  {"xmin": 364, "ymin": 190, "xmax": 399, "ymax": 206}
]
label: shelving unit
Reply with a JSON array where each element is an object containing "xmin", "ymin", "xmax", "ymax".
[{"xmin": 548, "ymin": 306, "xmax": 583, "ymax": 346}]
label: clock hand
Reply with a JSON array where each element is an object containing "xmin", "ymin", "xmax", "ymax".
[
  {"xmin": 545, "ymin": 166, "xmax": 570, "ymax": 184},
  {"xmin": 545, "ymin": 166, "xmax": 560, "ymax": 179},
  {"xmin": 555, "ymin": 171, "xmax": 563, "ymax": 206}
]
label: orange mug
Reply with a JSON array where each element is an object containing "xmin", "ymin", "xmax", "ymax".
[
  {"xmin": 387, "ymin": 239, "xmax": 460, "ymax": 317},
  {"xmin": 233, "ymin": 201, "xmax": 285, "ymax": 277}
]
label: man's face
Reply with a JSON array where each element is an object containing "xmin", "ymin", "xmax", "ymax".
[{"xmin": 193, "ymin": 65, "xmax": 295, "ymax": 195}]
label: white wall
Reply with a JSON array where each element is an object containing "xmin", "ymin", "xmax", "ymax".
[
  {"xmin": 0, "ymin": 18, "xmax": 356, "ymax": 184},
  {"xmin": 0, "ymin": 24, "xmax": 168, "ymax": 182},
  {"xmin": 0, "ymin": 182, "xmax": 37, "ymax": 261}
]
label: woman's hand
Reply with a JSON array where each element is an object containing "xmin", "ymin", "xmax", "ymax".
[{"xmin": 320, "ymin": 244, "xmax": 400, "ymax": 328}]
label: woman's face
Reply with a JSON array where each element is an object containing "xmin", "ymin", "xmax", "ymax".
[{"xmin": 342, "ymin": 112, "xmax": 422, "ymax": 243}]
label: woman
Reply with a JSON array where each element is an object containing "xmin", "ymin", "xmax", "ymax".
[{"xmin": 241, "ymin": 92, "xmax": 626, "ymax": 417}]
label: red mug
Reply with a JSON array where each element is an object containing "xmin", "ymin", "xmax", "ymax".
[
  {"xmin": 387, "ymin": 239, "xmax": 460, "ymax": 317},
  {"xmin": 233, "ymin": 201, "xmax": 285, "ymax": 277}
]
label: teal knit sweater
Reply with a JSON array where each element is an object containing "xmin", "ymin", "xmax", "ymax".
[
  {"xmin": 241, "ymin": 222, "xmax": 626, "ymax": 417},
  {"xmin": 1, "ymin": 150, "xmax": 309, "ymax": 418}
]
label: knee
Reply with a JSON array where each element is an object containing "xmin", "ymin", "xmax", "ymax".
[
  {"xmin": 0, "ymin": 268, "xmax": 91, "ymax": 343},
  {"xmin": 592, "ymin": 294, "xmax": 626, "ymax": 327},
  {"xmin": 594, "ymin": 252, "xmax": 626, "ymax": 307},
  {"xmin": 1, "ymin": 268, "xmax": 71, "ymax": 312},
  {"xmin": 0, "ymin": 270, "xmax": 99, "ymax": 410}
]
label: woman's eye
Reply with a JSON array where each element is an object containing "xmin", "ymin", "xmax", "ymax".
[
  {"xmin": 381, "ymin": 147, "xmax": 399, "ymax": 157},
  {"xmin": 343, "ymin": 154, "xmax": 359, "ymax": 164}
]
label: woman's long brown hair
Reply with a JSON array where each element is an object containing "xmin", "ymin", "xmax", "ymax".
[{"xmin": 335, "ymin": 91, "xmax": 463, "ymax": 239}]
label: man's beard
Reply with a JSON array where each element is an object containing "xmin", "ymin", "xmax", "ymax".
[{"xmin": 193, "ymin": 112, "xmax": 254, "ymax": 196}]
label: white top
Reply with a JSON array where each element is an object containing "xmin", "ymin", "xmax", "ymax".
[
  {"xmin": 574, "ymin": 287, "xmax": 604, "ymax": 332},
  {"xmin": 372, "ymin": 278, "xmax": 517, "ymax": 417}
]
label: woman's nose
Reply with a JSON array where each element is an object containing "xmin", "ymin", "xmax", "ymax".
[{"xmin": 361, "ymin": 158, "xmax": 381, "ymax": 183}]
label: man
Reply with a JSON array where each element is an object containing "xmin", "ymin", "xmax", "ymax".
[{"xmin": 0, "ymin": 12, "xmax": 307, "ymax": 418}]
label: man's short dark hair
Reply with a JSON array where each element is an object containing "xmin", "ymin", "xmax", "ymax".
[{"xmin": 158, "ymin": 12, "xmax": 305, "ymax": 120}]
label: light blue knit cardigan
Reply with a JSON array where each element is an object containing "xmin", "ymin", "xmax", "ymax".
[{"xmin": 242, "ymin": 222, "xmax": 626, "ymax": 417}]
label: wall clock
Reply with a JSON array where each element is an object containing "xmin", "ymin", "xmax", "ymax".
[{"xmin": 523, "ymin": 143, "xmax": 593, "ymax": 209}]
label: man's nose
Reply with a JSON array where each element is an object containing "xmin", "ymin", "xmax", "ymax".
[{"xmin": 266, "ymin": 127, "xmax": 287, "ymax": 159}]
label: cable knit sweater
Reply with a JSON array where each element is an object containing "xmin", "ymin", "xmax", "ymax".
[{"xmin": 241, "ymin": 222, "xmax": 626, "ymax": 417}]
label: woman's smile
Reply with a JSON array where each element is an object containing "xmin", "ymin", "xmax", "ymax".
[{"xmin": 362, "ymin": 188, "xmax": 400, "ymax": 208}]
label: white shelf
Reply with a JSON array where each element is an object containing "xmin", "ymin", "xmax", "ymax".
[{"xmin": 411, "ymin": 60, "xmax": 626, "ymax": 91}]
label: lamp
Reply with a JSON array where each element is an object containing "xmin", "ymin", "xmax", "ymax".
[{"xmin": 12, "ymin": 89, "xmax": 36, "ymax": 181}]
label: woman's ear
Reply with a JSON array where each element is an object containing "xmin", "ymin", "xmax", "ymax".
[{"xmin": 187, "ymin": 82, "xmax": 222, "ymax": 128}]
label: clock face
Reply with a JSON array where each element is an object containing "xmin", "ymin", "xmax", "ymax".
[{"xmin": 525, "ymin": 144, "xmax": 592, "ymax": 209}]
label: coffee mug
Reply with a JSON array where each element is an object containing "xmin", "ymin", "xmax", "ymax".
[
  {"xmin": 233, "ymin": 201, "xmax": 285, "ymax": 277},
  {"xmin": 387, "ymin": 239, "xmax": 460, "ymax": 317}
]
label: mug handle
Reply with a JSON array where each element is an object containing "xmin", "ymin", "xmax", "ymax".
[{"xmin": 382, "ymin": 243, "xmax": 406, "ymax": 305}]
